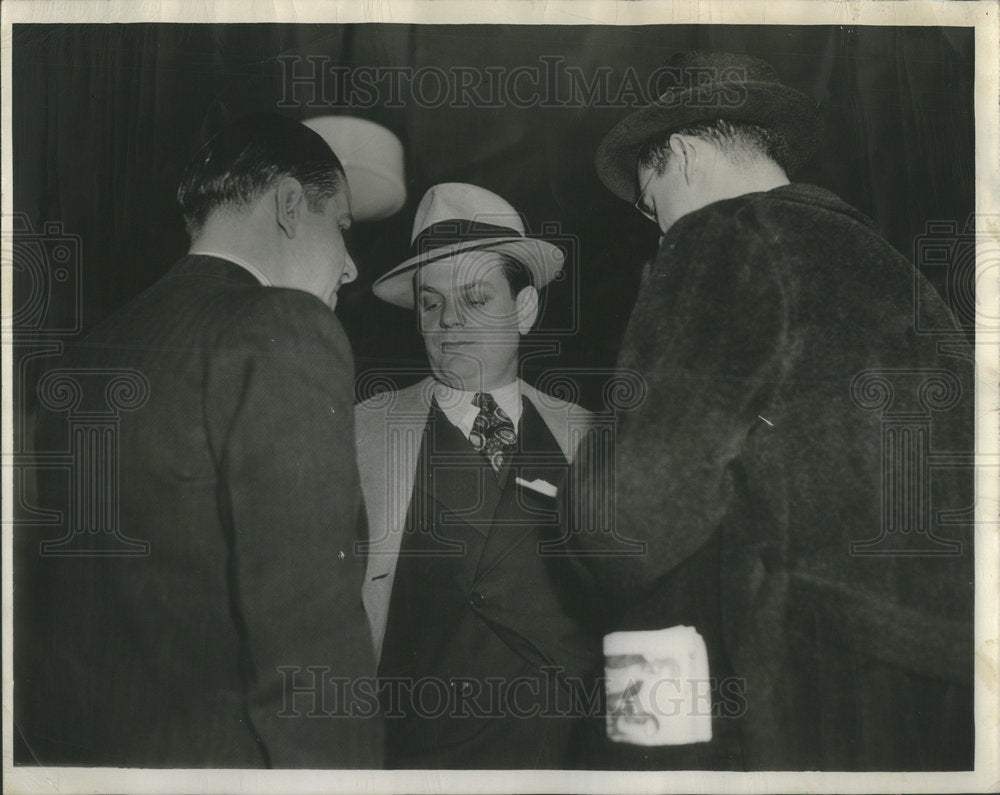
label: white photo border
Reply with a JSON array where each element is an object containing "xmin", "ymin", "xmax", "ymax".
[{"xmin": 2, "ymin": 2, "xmax": 997, "ymax": 793}]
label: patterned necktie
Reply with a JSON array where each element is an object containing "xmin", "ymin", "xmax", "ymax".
[{"xmin": 469, "ymin": 392, "xmax": 517, "ymax": 474}]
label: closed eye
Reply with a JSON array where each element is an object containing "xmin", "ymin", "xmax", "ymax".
[
  {"xmin": 461, "ymin": 286, "xmax": 492, "ymax": 308},
  {"xmin": 419, "ymin": 287, "xmax": 445, "ymax": 312}
]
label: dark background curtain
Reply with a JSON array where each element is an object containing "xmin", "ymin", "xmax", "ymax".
[{"xmin": 11, "ymin": 23, "xmax": 975, "ymax": 418}]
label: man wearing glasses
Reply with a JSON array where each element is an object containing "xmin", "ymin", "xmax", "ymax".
[{"xmin": 569, "ymin": 51, "xmax": 975, "ymax": 770}]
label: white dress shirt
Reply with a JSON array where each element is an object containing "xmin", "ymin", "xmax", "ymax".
[{"xmin": 433, "ymin": 380, "xmax": 522, "ymax": 442}]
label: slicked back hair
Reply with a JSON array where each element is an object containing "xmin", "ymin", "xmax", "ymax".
[
  {"xmin": 495, "ymin": 253, "xmax": 534, "ymax": 298},
  {"xmin": 637, "ymin": 118, "xmax": 791, "ymax": 176},
  {"xmin": 177, "ymin": 112, "xmax": 346, "ymax": 238}
]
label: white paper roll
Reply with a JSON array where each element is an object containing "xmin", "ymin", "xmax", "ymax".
[{"xmin": 603, "ymin": 625, "xmax": 713, "ymax": 746}]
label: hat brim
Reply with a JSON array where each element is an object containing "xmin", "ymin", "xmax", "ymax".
[
  {"xmin": 372, "ymin": 237, "xmax": 566, "ymax": 309},
  {"xmin": 595, "ymin": 82, "xmax": 821, "ymax": 203},
  {"xmin": 342, "ymin": 164, "xmax": 407, "ymax": 221}
]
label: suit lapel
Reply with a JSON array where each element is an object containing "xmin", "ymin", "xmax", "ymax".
[
  {"xmin": 521, "ymin": 382, "xmax": 591, "ymax": 463},
  {"xmin": 474, "ymin": 398, "xmax": 569, "ymax": 580},
  {"xmin": 358, "ymin": 378, "xmax": 434, "ymax": 661},
  {"xmin": 422, "ymin": 405, "xmax": 502, "ymax": 542},
  {"xmin": 388, "ymin": 404, "xmax": 498, "ymax": 608}
]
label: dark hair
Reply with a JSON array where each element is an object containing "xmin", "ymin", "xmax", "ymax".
[
  {"xmin": 637, "ymin": 118, "xmax": 791, "ymax": 175},
  {"xmin": 495, "ymin": 253, "xmax": 534, "ymax": 298},
  {"xmin": 412, "ymin": 251, "xmax": 534, "ymax": 299},
  {"xmin": 176, "ymin": 112, "xmax": 346, "ymax": 238}
]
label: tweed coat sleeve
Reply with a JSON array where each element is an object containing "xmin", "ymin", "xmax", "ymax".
[
  {"xmin": 203, "ymin": 288, "xmax": 382, "ymax": 768},
  {"xmin": 568, "ymin": 199, "xmax": 793, "ymax": 606}
]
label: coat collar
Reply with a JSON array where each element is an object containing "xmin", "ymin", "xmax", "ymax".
[
  {"xmin": 167, "ymin": 254, "xmax": 263, "ymax": 286},
  {"xmin": 186, "ymin": 250, "xmax": 272, "ymax": 286},
  {"xmin": 769, "ymin": 183, "xmax": 879, "ymax": 230},
  {"xmin": 664, "ymin": 183, "xmax": 880, "ymax": 250}
]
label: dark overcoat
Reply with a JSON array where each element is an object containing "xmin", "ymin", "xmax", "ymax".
[
  {"xmin": 569, "ymin": 184, "xmax": 975, "ymax": 770},
  {"xmin": 16, "ymin": 255, "xmax": 383, "ymax": 768}
]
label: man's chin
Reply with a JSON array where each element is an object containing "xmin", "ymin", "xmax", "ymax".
[{"xmin": 430, "ymin": 361, "xmax": 487, "ymax": 392}]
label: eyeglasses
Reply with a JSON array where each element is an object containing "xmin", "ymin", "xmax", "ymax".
[{"xmin": 633, "ymin": 168, "xmax": 659, "ymax": 223}]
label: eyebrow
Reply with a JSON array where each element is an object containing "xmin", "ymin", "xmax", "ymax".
[
  {"xmin": 417, "ymin": 280, "xmax": 490, "ymax": 296},
  {"xmin": 460, "ymin": 282, "xmax": 491, "ymax": 298}
]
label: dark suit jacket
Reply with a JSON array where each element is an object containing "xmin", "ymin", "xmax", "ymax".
[
  {"xmin": 569, "ymin": 184, "xmax": 975, "ymax": 770},
  {"xmin": 356, "ymin": 377, "xmax": 594, "ymax": 661},
  {"xmin": 16, "ymin": 255, "xmax": 383, "ymax": 768},
  {"xmin": 358, "ymin": 384, "xmax": 601, "ymax": 768}
]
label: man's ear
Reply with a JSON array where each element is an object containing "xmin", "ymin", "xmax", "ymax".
[
  {"xmin": 515, "ymin": 286, "xmax": 539, "ymax": 335},
  {"xmin": 669, "ymin": 134, "xmax": 696, "ymax": 185},
  {"xmin": 275, "ymin": 176, "xmax": 306, "ymax": 239}
]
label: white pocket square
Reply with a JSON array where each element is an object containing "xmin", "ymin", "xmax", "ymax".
[{"xmin": 515, "ymin": 476, "xmax": 558, "ymax": 498}]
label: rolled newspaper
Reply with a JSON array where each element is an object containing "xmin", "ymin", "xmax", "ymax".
[{"xmin": 604, "ymin": 625, "xmax": 713, "ymax": 746}]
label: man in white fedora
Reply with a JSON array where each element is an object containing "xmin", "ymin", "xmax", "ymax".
[{"xmin": 355, "ymin": 182, "xmax": 600, "ymax": 768}]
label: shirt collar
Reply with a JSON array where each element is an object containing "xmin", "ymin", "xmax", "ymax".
[
  {"xmin": 188, "ymin": 250, "xmax": 272, "ymax": 287},
  {"xmin": 434, "ymin": 380, "xmax": 523, "ymax": 440}
]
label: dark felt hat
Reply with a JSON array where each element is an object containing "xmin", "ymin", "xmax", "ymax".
[{"xmin": 595, "ymin": 51, "xmax": 821, "ymax": 202}]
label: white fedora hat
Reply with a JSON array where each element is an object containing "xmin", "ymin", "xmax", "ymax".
[
  {"xmin": 303, "ymin": 115, "xmax": 406, "ymax": 221},
  {"xmin": 372, "ymin": 182, "xmax": 565, "ymax": 309}
]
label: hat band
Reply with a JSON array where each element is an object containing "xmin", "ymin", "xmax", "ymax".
[{"xmin": 411, "ymin": 218, "xmax": 522, "ymax": 258}]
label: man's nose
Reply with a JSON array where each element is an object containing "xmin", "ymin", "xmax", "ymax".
[
  {"xmin": 439, "ymin": 301, "xmax": 464, "ymax": 328},
  {"xmin": 342, "ymin": 252, "xmax": 358, "ymax": 285}
]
